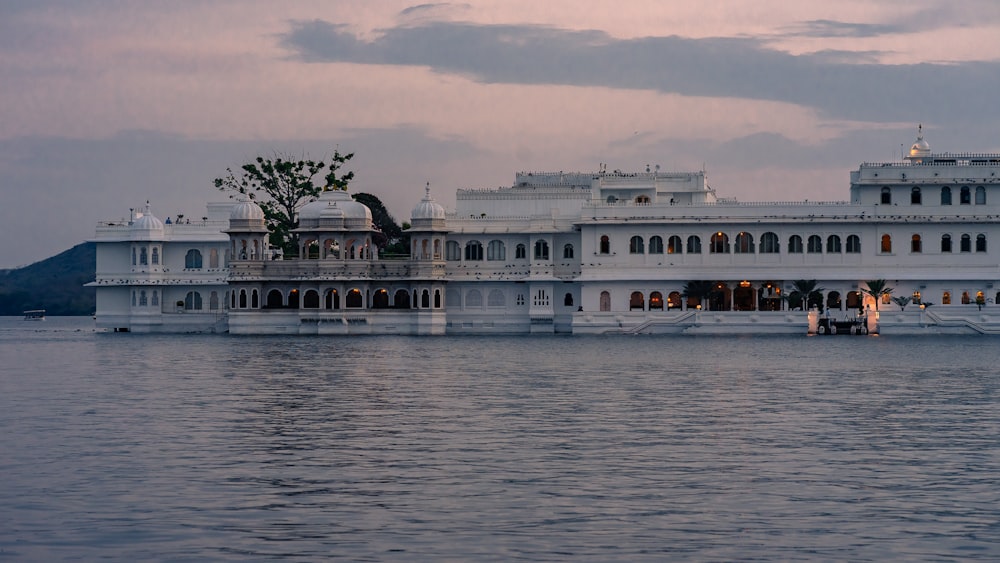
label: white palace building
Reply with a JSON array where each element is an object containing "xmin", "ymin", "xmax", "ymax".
[{"xmin": 90, "ymin": 130, "xmax": 1000, "ymax": 335}]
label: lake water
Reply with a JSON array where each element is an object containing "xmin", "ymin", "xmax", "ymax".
[{"xmin": 2, "ymin": 317, "xmax": 999, "ymax": 561}]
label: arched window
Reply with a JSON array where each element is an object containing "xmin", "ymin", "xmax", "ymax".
[
  {"xmin": 446, "ymin": 241, "xmax": 461, "ymax": 261},
  {"xmin": 599, "ymin": 235, "xmax": 611, "ymax": 254},
  {"xmin": 288, "ymin": 289, "xmax": 299, "ymax": 309},
  {"xmin": 139, "ymin": 290, "xmax": 148, "ymax": 306},
  {"xmin": 911, "ymin": 234, "xmax": 922, "ymax": 253},
  {"xmin": 151, "ymin": 247, "xmax": 159, "ymax": 265},
  {"xmin": 881, "ymin": 187, "xmax": 891, "ymax": 204},
  {"xmin": 394, "ymin": 289, "xmax": 410, "ymax": 309},
  {"xmin": 466, "ymin": 289, "xmax": 483, "ymax": 308},
  {"xmin": 209, "ymin": 291, "xmax": 219, "ymax": 310},
  {"xmin": 209, "ymin": 248, "xmax": 219, "ymax": 268},
  {"xmin": 304, "ymin": 289, "xmax": 320, "ymax": 309},
  {"xmin": 515, "ymin": 244, "xmax": 526, "ymax": 259},
  {"xmin": 881, "ymin": 234, "xmax": 892, "ymax": 253},
  {"xmin": 961, "ymin": 186, "xmax": 971, "ymax": 204},
  {"xmin": 266, "ymin": 289, "xmax": 283, "ymax": 308},
  {"xmin": 648, "ymin": 236, "xmax": 663, "ymax": 254},
  {"xmin": 846, "ymin": 235, "xmax": 861, "ymax": 253},
  {"xmin": 371, "ymin": 289, "xmax": 389, "ymax": 309},
  {"xmin": 132, "ymin": 248, "xmax": 136, "ymax": 265},
  {"xmin": 629, "ymin": 291, "xmax": 645, "ymax": 310},
  {"xmin": 710, "ymin": 232, "xmax": 729, "ymax": 254},
  {"xmin": 686, "ymin": 235, "xmax": 701, "ymax": 254},
  {"xmin": 760, "ymin": 232, "xmax": 779, "ymax": 254},
  {"xmin": 434, "ymin": 289, "xmax": 441, "ymax": 308},
  {"xmin": 184, "ymin": 291, "xmax": 202, "ymax": 310},
  {"xmin": 942, "ymin": 291, "xmax": 951, "ymax": 305},
  {"xmin": 563, "ymin": 244, "xmax": 574, "ymax": 259},
  {"xmin": 606, "ymin": 195, "xmax": 618, "ymax": 204},
  {"xmin": 977, "ymin": 234, "xmax": 987, "ymax": 252},
  {"xmin": 667, "ymin": 291, "xmax": 682, "ymax": 309},
  {"xmin": 635, "ymin": 195, "xmax": 650, "ymax": 204},
  {"xmin": 346, "ymin": 289, "xmax": 363, "ymax": 308},
  {"xmin": 152, "ymin": 290, "xmax": 159, "ymax": 307},
  {"xmin": 788, "ymin": 235, "xmax": 803, "ymax": 253},
  {"xmin": 422, "ymin": 289, "xmax": 431, "ymax": 309},
  {"xmin": 629, "ymin": 236, "xmax": 645, "ymax": 254},
  {"xmin": 911, "ymin": 187, "xmax": 921, "ymax": 205},
  {"xmin": 488, "ymin": 289, "xmax": 506, "ymax": 307},
  {"xmin": 649, "ymin": 291, "xmax": 664, "ymax": 310},
  {"xmin": 961, "ymin": 234, "xmax": 972, "ymax": 252},
  {"xmin": 326, "ymin": 289, "xmax": 339, "ymax": 309},
  {"xmin": 534, "ymin": 240, "xmax": 549, "ymax": 260},
  {"xmin": 807, "ymin": 235, "xmax": 823, "ymax": 253},
  {"xmin": 486, "ymin": 240, "xmax": 505, "ymax": 261},
  {"xmin": 564, "ymin": 293, "xmax": 574, "ymax": 307},
  {"xmin": 139, "ymin": 247, "xmax": 148, "ymax": 265},
  {"xmin": 185, "ymin": 249, "xmax": 202, "ymax": 269},
  {"xmin": 962, "ymin": 291, "xmax": 971, "ymax": 305},
  {"xmin": 734, "ymin": 232, "xmax": 754, "ymax": 254},
  {"xmin": 941, "ymin": 187, "xmax": 952, "ymax": 205},
  {"xmin": 826, "ymin": 291, "xmax": 841, "ymax": 311},
  {"xmin": 846, "ymin": 291, "xmax": 861, "ymax": 309},
  {"xmin": 465, "ymin": 240, "xmax": 483, "ymax": 261},
  {"xmin": 827, "ymin": 235, "xmax": 842, "ymax": 253},
  {"xmin": 251, "ymin": 289, "xmax": 259, "ymax": 309},
  {"xmin": 976, "ymin": 186, "xmax": 986, "ymax": 205},
  {"xmin": 599, "ymin": 291, "xmax": 611, "ymax": 312},
  {"xmin": 668, "ymin": 235, "xmax": 683, "ymax": 254},
  {"xmin": 941, "ymin": 234, "xmax": 952, "ymax": 252}
]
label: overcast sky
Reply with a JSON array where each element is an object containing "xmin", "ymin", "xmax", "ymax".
[{"xmin": 3, "ymin": 0, "xmax": 999, "ymax": 268}]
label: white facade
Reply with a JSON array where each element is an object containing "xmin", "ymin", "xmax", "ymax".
[{"xmin": 91, "ymin": 130, "xmax": 1000, "ymax": 334}]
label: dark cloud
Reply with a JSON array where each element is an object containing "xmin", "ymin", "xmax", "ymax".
[
  {"xmin": 280, "ymin": 19, "xmax": 1000, "ymax": 125},
  {"xmin": 783, "ymin": 20, "xmax": 905, "ymax": 38}
]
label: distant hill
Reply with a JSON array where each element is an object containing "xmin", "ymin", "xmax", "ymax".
[{"xmin": 0, "ymin": 243, "xmax": 96, "ymax": 316}]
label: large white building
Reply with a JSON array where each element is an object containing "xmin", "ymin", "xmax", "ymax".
[{"xmin": 90, "ymin": 130, "xmax": 1000, "ymax": 334}]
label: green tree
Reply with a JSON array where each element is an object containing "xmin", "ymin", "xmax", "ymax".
[
  {"xmin": 214, "ymin": 150, "xmax": 354, "ymax": 257},
  {"xmin": 352, "ymin": 192, "xmax": 409, "ymax": 255},
  {"xmin": 789, "ymin": 279, "xmax": 824, "ymax": 311},
  {"xmin": 862, "ymin": 279, "xmax": 893, "ymax": 311},
  {"xmin": 681, "ymin": 280, "xmax": 716, "ymax": 311},
  {"xmin": 891, "ymin": 295, "xmax": 911, "ymax": 311}
]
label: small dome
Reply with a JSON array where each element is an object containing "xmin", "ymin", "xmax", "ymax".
[
  {"xmin": 908, "ymin": 125, "xmax": 931, "ymax": 159},
  {"xmin": 131, "ymin": 202, "xmax": 164, "ymax": 232},
  {"xmin": 231, "ymin": 198, "xmax": 265, "ymax": 221},
  {"xmin": 300, "ymin": 189, "xmax": 371, "ymax": 223},
  {"xmin": 411, "ymin": 183, "xmax": 446, "ymax": 220}
]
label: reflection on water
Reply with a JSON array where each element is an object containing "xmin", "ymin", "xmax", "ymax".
[{"xmin": 1, "ymin": 317, "xmax": 999, "ymax": 560}]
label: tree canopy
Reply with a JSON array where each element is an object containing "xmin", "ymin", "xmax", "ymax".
[
  {"xmin": 214, "ymin": 150, "xmax": 354, "ymax": 257},
  {"xmin": 352, "ymin": 192, "xmax": 409, "ymax": 255}
]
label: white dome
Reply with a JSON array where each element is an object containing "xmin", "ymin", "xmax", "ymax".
[
  {"xmin": 908, "ymin": 125, "xmax": 931, "ymax": 158},
  {"xmin": 300, "ymin": 190, "xmax": 371, "ymax": 223},
  {"xmin": 230, "ymin": 198, "xmax": 265, "ymax": 221},
  {"xmin": 131, "ymin": 203, "xmax": 164, "ymax": 232},
  {"xmin": 411, "ymin": 183, "xmax": 446, "ymax": 220}
]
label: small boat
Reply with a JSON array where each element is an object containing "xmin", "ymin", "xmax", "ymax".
[{"xmin": 23, "ymin": 309, "xmax": 45, "ymax": 321}]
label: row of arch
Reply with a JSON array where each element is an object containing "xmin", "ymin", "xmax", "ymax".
[
  {"xmin": 609, "ymin": 233, "xmax": 864, "ymax": 255},
  {"xmin": 230, "ymin": 287, "xmax": 442, "ymax": 310},
  {"xmin": 131, "ymin": 246, "xmax": 221, "ymax": 269},
  {"xmin": 882, "ymin": 233, "xmax": 987, "ymax": 253},
  {"xmin": 446, "ymin": 240, "xmax": 573, "ymax": 261},
  {"xmin": 884, "ymin": 185, "xmax": 986, "ymax": 206},
  {"xmin": 131, "ymin": 290, "xmax": 221, "ymax": 310},
  {"xmin": 300, "ymin": 237, "xmax": 375, "ymax": 260}
]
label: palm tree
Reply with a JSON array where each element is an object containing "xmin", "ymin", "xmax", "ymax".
[
  {"xmin": 862, "ymin": 279, "xmax": 893, "ymax": 311},
  {"xmin": 681, "ymin": 280, "xmax": 715, "ymax": 311},
  {"xmin": 891, "ymin": 295, "xmax": 911, "ymax": 311},
  {"xmin": 789, "ymin": 279, "xmax": 823, "ymax": 311}
]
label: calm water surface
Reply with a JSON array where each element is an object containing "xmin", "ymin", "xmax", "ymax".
[{"xmin": 1, "ymin": 317, "xmax": 999, "ymax": 561}]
